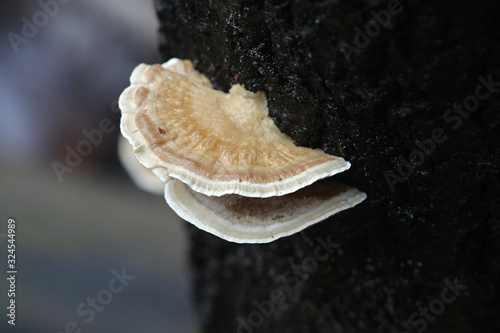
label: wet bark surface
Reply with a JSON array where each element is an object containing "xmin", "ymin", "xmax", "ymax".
[{"xmin": 155, "ymin": 1, "xmax": 500, "ymax": 332}]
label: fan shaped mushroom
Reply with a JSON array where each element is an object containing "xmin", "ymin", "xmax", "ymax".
[
  {"xmin": 119, "ymin": 58, "xmax": 350, "ymax": 197},
  {"xmin": 118, "ymin": 58, "xmax": 367, "ymax": 243},
  {"xmin": 165, "ymin": 179, "xmax": 366, "ymax": 243}
]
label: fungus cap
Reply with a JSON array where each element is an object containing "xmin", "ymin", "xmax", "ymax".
[
  {"xmin": 165, "ymin": 179, "xmax": 367, "ymax": 243},
  {"xmin": 119, "ymin": 58, "xmax": 350, "ymax": 197}
]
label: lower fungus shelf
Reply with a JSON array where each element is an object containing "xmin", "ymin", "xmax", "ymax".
[{"xmin": 164, "ymin": 179, "xmax": 367, "ymax": 244}]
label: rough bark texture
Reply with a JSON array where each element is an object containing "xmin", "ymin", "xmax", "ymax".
[{"xmin": 155, "ymin": 0, "xmax": 500, "ymax": 332}]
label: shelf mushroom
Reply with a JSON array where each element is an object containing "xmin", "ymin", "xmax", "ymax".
[
  {"xmin": 165, "ymin": 179, "xmax": 366, "ymax": 243},
  {"xmin": 119, "ymin": 58, "xmax": 366, "ymax": 243},
  {"xmin": 120, "ymin": 58, "xmax": 351, "ymax": 198}
]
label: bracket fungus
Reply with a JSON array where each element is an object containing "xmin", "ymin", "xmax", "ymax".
[
  {"xmin": 165, "ymin": 179, "xmax": 366, "ymax": 243},
  {"xmin": 120, "ymin": 58, "xmax": 350, "ymax": 197},
  {"xmin": 119, "ymin": 58, "xmax": 366, "ymax": 243}
]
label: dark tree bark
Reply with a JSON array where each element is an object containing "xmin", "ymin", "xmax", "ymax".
[{"xmin": 155, "ymin": 0, "xmax": 500, "ymax": 332}]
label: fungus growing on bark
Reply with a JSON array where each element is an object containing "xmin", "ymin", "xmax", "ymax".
[
  {"xmin": 119, "ymin": 58, "xmax": 350, "ymax": 197},
  {"xmin": 165, "ymin": 179, "xmax": 366, "ymax": 243},
  {"xmin": 118, "ymin": 58, "xmax": 366, "ymax": 243}
]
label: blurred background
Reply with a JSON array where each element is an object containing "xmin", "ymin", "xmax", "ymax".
[{"xmin": 0, "ymin": 1, "xmax": 197, "ymax": 332}]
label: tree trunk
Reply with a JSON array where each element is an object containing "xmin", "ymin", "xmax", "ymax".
[{"xmin": 155, "ymin": 0, "xmax": 500, "ymax": 332}]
